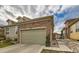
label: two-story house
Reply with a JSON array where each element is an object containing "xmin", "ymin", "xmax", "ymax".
[
  {"xmin": 3, "ymin": 16, "xmax": 30, "ymax": 41},
  {"xmin": 3, "ymin": 16, "xmax": 55, "ymax": 47},
  {"xmin": 62, "ymin": 18, "xmax": 79, "ymax": 41},
  {"xmin": 3, "ymin": 19, "xmax": 18, "ymax": 41}
]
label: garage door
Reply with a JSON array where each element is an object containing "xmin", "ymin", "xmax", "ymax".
[{"xmin": 21, "ymin": 29, "xmax": 46, "ymax": 45}]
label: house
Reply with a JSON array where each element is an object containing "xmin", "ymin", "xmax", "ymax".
[
  {"xmin": 64, "ymin": 18, "xmax": 79, "ymax": 41},
  {"xmin": 3, "ymin": 19, "xmax": 18, "ymax": 41},
  {"xmin": 0, "ymin": 27, "xmax": 5, "ymax": 41},
  {"xmin": 3, "ymin": 16, "xmax": 32, "ymax": 42},
  {"xmin": 53, "ymin": 33, "xmax": 61, "ymax": 39},
  {"xmin": 3, "ymin": 16, "xmax": 55, "ymax": 47},
  {"xmin": 18, "ymin": 16, "xmax": 55, "ymax": 46}
]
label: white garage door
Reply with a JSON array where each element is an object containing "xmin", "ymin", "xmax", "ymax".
[{"xmin": 21, "ymin": 29, "xmax": 46, "ymax": 45}]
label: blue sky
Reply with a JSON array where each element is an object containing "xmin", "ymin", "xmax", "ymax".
[
  {"xmin": 53, "ymin": 5, "xmax": 79, "ymax": 33},
  {"xmin": 0, "ymin": 5, "xmax": 79, "ymax": 33}
]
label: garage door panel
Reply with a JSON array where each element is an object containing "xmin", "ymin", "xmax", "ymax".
[{"xmin": 21, "ymin": 29, "xmax": 46, "ymax": 45}]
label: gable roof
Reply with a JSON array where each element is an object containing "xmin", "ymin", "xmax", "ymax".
[
  {"xmin": 16, "ymin": 16, "xmax": 31, "ymax": 22},
  {"xmin": 64, "ymin": 18, "xmax": 79, "ymax": 27},
  {"xmin": 20, "ymin": 16, "xmax": 53, "ymax": 24}
]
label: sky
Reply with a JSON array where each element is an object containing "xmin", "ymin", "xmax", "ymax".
[{"xmin": 0, "ymin": 5, "xmax": 79, "ymax": 33}]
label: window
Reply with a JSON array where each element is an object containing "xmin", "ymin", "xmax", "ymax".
[
  {"xmin": 71, "ymin": 23, "xmax": 77, "ymax": 33},
  {"xmin": 76, "ymin": 29, "xmax": 79, "ymax": 32},
  {"xmin": 16, "ymin": 31, "xmax": 18, "ymax": 34},
  {"xmin": 6, "ymin": 27, "xmax": 9, "ymax": 34},
  {"xmin": 6, "ymin": 27, "xmax": 9, "ymax": 31},
  {"xmin": 76, "ymin": 21, "xmax": 79, "ymax": 32}
]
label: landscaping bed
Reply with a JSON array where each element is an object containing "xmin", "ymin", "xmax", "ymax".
[
  {"xmin": 0, "ymin": 39, "xmax": 16, "ymax": 48},
  {"xmin": 0, "ymin": 42, "xmax": 13, "ymax": 48}
]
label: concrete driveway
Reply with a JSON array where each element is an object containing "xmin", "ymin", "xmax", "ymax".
[{"xmin": 0, "ymin": 44, "xmax": 44, "ymax": 53}]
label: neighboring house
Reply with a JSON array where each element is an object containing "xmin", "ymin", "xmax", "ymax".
[
  {"xmin": 64, "ymin": 18, "xmax": 79, "ymax": 41},
  {"xmin": 3, "ymin": 19, "xmax": 18, "ymax": 41},
  {"xmin": 53, "ymin": 33, "xmax": 61, "ymax": 39},
  {"xmin": 3, "ymin": 16, "xmax": 31, "ymax": 41},
  {"xmin": 18, "ymin": 16, "xmax": 55, "ymax": 47},
  {"xmin": 0, "ymin": 27, "xmax": 5, "ymax": 41}
]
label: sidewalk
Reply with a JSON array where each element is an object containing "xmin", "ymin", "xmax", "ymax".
[
  {"xmin": 43, "ymin": 45, "xmax": 72, "ymax": 52},
  {"xmin": 0, "ymin": 44, "xmax": 24, "ymax": 53},
  {"xmin": 0, "ymin": 44, "xmax": 44, "ymax": 53}
]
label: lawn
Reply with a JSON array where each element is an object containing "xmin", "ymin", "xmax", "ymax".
[
  {"xmin": 0, "ymin": 42, "xmax": 13, "ymax": 48},
  {"xmin": 0, "ymin": 40, "xmax": 13, "ymax": 48}
]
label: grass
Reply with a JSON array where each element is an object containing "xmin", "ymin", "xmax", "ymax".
[{"xmin": 0, "ymin": 42, "xmax": 13, "ymax": 48}]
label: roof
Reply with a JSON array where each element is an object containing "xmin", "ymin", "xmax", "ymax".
[
  {"xmin": 4, "ymin": 16, "xmax": 53, "ymax": 27},
  {"xmin": 64, "ymin": 18, "xmax": 79, "ymax": 27},
  {"xmin": 32, "ymin": 16, "xmax": 53, "ymax": 20},
  {"xmin": 16, "ymin": 16, "xmax": 31, "ymax": 22},
  {"xmin": 20, "ymin": 16, "xmax": 53, "ymax": 24},
  {"xmin": 23, "ymin": 16, "xmax": 31, "ymax": 20},
  {"xmin": 7, "ymin": 19, "xmax": 16, "ymax": 23},
  {"xmin": 3, "ymin": 23, "xmax": 18, "ymax": 27},
  {"xmin": 16, "ymin": 16, "xmax": 22, "ymax": 20}
]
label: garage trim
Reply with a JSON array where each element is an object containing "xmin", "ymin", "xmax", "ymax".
[{"xmin": 20, "ymin": 27, "xmax": 46, "ymax": 31}]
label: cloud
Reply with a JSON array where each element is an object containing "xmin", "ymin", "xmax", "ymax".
[
  {"xmin": 0, "ymin": 5, "xmax": 79, "ymax": 34},
  {"xmin": 54, "ymin": 5, "xmax": 79, "ymax": 33}
]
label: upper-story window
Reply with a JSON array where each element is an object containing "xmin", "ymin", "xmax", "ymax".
[
  {"xmin": 70, "ymin": 24, "xmax": 76, "ymax": 33},
  {"xmin": 6, "ymin": 27, "xmax": 9, "ymax": 34},
  {"xmin": 6, "ymin": 32, "xmax": 9, "ymax": 34},
  {"xmin": 6, "ymin": 27, "xmax": 9, "ymax": 31}
]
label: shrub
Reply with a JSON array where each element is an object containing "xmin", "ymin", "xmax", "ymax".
[
  {"xmin": 14, "ymin": 38, "xmax": 17, "ymax": 41},
  {"xmin": 46, "ymin": 34, "xmax": 50, "ymax": 47}
]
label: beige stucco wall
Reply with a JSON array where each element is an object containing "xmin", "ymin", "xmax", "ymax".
[
  {"xmin": 70, "ymin": 32, "xmax": 79, "ymax": 40},
  {"xmin": 70, "ymin": 24, "xmax": 76, "ymax": 33},
  {"xmin": 70, "ymin": 21, "xmax": 79, "ymax": 40}
]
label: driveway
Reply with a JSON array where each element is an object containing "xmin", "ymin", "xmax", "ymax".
[
  {"xmin": 57, "ymin": 39, "xmax": 79, "ymax": 52},
  {"xmin": 0, "ymin": 44, "xmax": 44, "ymax": 53}
]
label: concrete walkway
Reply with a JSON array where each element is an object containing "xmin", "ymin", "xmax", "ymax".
[
  {"xmin": 57, "ymin": 39, "xmax": 79, "ymax": 52},
  {"xmin": 43, "ymin": 45, "xmax": 72, "ymax": 52}
]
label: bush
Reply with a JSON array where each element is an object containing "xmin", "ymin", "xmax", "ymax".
[
  {"xmin": 46, "ymin": 34, "xmax": 50, "ymax": 47},
  {"xmin": 4, "ymin": 38, "xmax": 12, "ymax": 43},
  {"xmin": 14, "ymin": 38, "xmax": 17, "ymax": 41}
]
